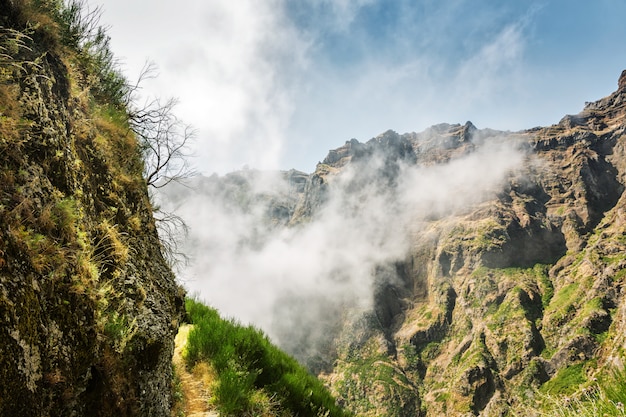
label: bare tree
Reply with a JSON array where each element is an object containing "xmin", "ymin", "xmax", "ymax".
[
  {"xmin": 123, "ymin": 61, "xmax": 157, "ymax": 107},
  {"xmin": 151, "ymin": 207, "xmax": 190, "ymax": 270},
  {"xmin": 125, "ymin": 64, "xmax": 197, "ymax": 268},
  {"xmin": 128, "ymin": 87, "xmax": 196, "ymax": 188},
  {"xmin": 140, "ymin": 101, "xmax": 194, "ymax": 187}
]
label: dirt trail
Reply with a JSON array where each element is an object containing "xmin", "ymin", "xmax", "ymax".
[{"xmin": 173, "ymin": 324, "xmax": 218, "ymax": 417}]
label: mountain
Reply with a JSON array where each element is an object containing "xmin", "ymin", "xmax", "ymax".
[
  {"xmin": 168, "ymin": 70, "xmax": 626, "ymax": 416},
  {"xmin": 316, "ymin": 74, "xmax": 626, "ymax": 415},
  {"xmin": 0, "ymin": 3, "xmax": 348, "ymax": 416}
]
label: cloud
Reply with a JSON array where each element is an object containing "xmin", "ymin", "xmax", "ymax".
[
  {"xmin": 96, "ymin": 0, "xmax": 626, "ymax": 176},
  {"xmin": 102, "ymin": 0, "xmax": 533, "ymax": 173},
  {"xmin": 101, "ymin": 0, "xmax": 310, "ymax": 174},
  {"xmin": 447, "ymin": 22, "xmax": 527, "ymax": 117},
  {"xmin": 161, "ymin": 131, "xmax": 527, "ymax": 369},
  {"xmin": 296, "ymin": 0, "xmax": 377, "ymax": 33},
  {"xmin": 91, "ymin": 0, "xmax": 626, "ymax": 376},
  {"xmin": 174, "ymin": 2, "xmax": 310, "ymax": 173}
]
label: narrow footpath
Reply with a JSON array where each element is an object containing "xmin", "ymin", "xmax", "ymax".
[{"xmin": 172, "ymin": 324, "xmax": 219, "ymax": 417}]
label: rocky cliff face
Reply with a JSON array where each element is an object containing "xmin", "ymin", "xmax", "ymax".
[
  {"xmin": 0, "ymin": 3, "xmax": 184, "ymax": 416},
  {"xmin": 192, "ymin": 72, "xmax": 626, "ymax": 416},
  {"xmin": 304, "ymin": 73, "xmax": 626, "ymax": 416}
]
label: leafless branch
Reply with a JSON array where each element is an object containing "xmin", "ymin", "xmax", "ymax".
[
  {"xmin": 124, "ymin": 61, "xmax": 158, "ymax": 106},
  {"xmin": 129, "ymin": 97, "xmax": 197, "ymax": 188},
  {"xmin": 126, "ymin": 91, "xmax": 196, "ymax": 268},
  {"xmin": 153, "ymin": 209, "xmax": 190, "ymax": 270}
]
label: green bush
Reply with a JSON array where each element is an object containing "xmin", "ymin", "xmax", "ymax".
[
  {"xmin": 215, "ymin": 367, "xmax": 257, "ymax": 416},
  {"xmin": 542, "ymin": 363, "xmax": 586, "ymax": 395},
  {"xmin": 56, "ymin": 0, "xmax": 129, "ymax": 106},
  {"xmin": 600, "ymin": 367, "xmax": 626, "ymax": 413}
]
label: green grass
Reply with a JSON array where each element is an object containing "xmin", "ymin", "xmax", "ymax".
[
  {"xmin": 541, "ymin": 364, "xmax": 586, "ymax": 395},
  {"xmin": 540, "ymin": 367, "xmax": 626, "ymax": 416},
  {"xmin": 613, "ymin": 268, "xmax": 626, "ymax": 282},
  {"xmin": 601, "ymin": 254, "xmax": 626, "ymax": 265},
  {"xmin": 102, "ymin": 311, "xmax": 136, "ymax": 353},
  {"xmin": 183, "ymin": 298, "xmax": 350, "ymax": 417},
  {"xmin": 170, "ymin": 363, "xmax": 185, "ymax": 417},
  {"xmin": 532, "ymin": 264, "xmax": 554, "ymax": 307},
  {"xmin": 333, "ymin": 352, "xmax": 418, "ymax": 416},
  {"xmin": 545, "ymin": 282, "xmax": 579, "ymax": 326}
]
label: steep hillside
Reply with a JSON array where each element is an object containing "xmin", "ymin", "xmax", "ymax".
[
  {"xmin": 179, "ymin": 298, "xmax": 350, "ymax": 417},
  {"xmin": 0, "ymin": 2, "xmax": 184, "ymax": 415},
  {"xmin": 3, "ymin": 3, "xmax": 621, "ymax": 416},
  {"xmin": 169, "ymin": 70, "xmax": 626, "ymax": 416},
  {"xmin": 309, "ymin": 71, "xmax": 626, "ymax": 416}
]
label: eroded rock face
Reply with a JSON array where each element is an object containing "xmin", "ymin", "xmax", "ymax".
[
  {"xmin": 0, "ymin": 4, "xmax": 184, "ymax": 416},
  {"xmin": 294, "ymin": 71, "xmax": 626, "ymax": 415}
]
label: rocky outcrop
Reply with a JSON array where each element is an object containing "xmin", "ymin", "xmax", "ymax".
[
  {"xmin": 619, "ymin": 69, "xmax": 626, "ymax": 91},
  {"xmin": 0, "ymin": 3, "xmax": 184, "ymax": 416}
]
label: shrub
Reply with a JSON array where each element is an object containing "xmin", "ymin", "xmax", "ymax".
[
  {"xmin": 56, "ymin": 0, "xmax": 129, "ymax": 107},
  {"xmin": 541, "ymin": 364, "xmax": 586, "ymax": 396},
  {"xmin": 215, "ymin": 367, "xmax": 257, "ymax": 416}
]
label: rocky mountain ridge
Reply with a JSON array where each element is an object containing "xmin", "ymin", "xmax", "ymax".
[
  {"xmin": 314, "ymin": 70, "xmax": 626, "ymax": 416},
  {"xmin": 177, "ymin": 70, "xmax": 626, "ymax": 416},
  {"xmin": 9, "ymin": 1, "xmax": 626, "ymax": 415}
]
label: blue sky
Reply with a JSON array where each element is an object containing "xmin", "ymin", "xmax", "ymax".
[{"xmin": 92, "ymin": 0, "xmax": 626, "ymax": 174}]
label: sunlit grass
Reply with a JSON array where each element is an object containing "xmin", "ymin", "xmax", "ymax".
[
  {"xmin": 183, "ymin": 298, "xmax": 350, "ymax": 417},
  {"xmin": 540, "ymin": 368, "xmax": 626, "ymax": 417}
]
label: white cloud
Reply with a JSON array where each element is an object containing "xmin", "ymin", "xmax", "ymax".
[
  {"xmin": 447, "ymin": 23, "xmax": 527, "ymax": 118},
  {"xmin": 90, "ymin": 0, "xmax": 626, "ymax": 371},
  {"xmin": 284, "ymin": 19, "xmax": 530, "ymax": 171},
  {"xmin": 311, "ymin": 0, "xmax": 377, "ymax": 31},
  {"xmin": 98, "ymin": 0, "xmax": 310, "ymax": 174},
  {"xmin": 93, "ymin": 0, "xmax": 626, "ymax": 175},
  {"xmin": 163, "ymin": 133, "xmax": 527, "ymax": 366}
]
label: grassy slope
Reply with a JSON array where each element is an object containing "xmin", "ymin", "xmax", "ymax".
[{"xmin": 183, "ymin": 298, "xmax": 350, "ymax": 417}]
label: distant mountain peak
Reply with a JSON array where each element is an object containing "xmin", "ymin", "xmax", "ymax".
[{"xmin": 619, "ymin": 68, "xmax": 626, "ymax": 90}]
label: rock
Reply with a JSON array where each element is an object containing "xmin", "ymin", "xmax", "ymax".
[
  {"xmin": 547, "ymin": 336, "xmax": 597, "ymax": 376},
  {"xmin": 460, "ymin": 365, "xmax": 496, "ymax": 414},
  {"xmin": 0, "ymin": 3, "xmax": 185, "ymax": 415},
  {"xmin": 314, "ymin": 71, "xmax": 626, "ymax": 415}
]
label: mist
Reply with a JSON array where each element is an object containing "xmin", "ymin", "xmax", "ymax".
[{"xmin": 159, "ymin": 130, "xmax": 527, "ymax": 369}]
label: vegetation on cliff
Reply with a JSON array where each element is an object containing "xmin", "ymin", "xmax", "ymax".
[
  {"xmin": 168, "ymin": 76, "xmax": 626, "ymax": 416},
  {"xmin": 0, "ymin": 1, "xmax": 185, "ymax": 415},
  {"xmin": 310, "ymin": 80, "xmax": 626, "ymax": 416},
  {"xmin": 0, "ymin": 3, "xmax": 349, "ymax": 416}
]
